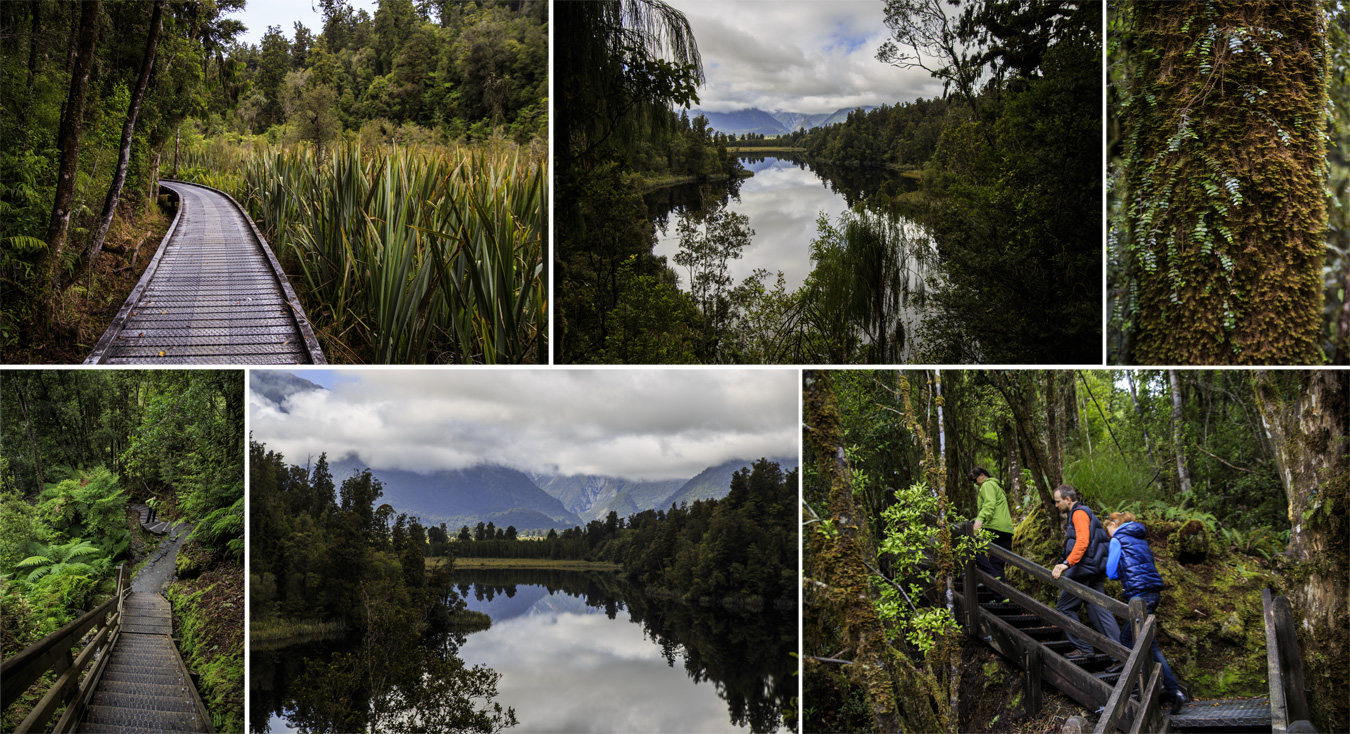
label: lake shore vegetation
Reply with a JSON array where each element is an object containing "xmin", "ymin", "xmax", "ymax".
[{"xmin": 249, "ymin": 443, "xmax": 517, "ymax": 733}]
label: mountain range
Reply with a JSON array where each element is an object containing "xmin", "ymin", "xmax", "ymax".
[
  {"xmin": 687, "ymin": 106, "xmax": 876, "ymax": 137},
  {"xmin": 328, "ymin": 454, "xmax": 799, "ymax": 531},
  {"xmin": 250, "ymin": 371, "xmax": 799, "ymax": 532}
]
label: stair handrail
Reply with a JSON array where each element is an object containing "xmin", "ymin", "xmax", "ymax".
[
  {"xmin": 0, "ymin": 564, "xmax": 128, "ymax": 733},
  {"xmin": 984, "ymin": 540, "xmax": 1132, "ymax": 621},
  {"xmin": 1092, "ymin": 613, "xmax": 1159, "ymax": 734}
]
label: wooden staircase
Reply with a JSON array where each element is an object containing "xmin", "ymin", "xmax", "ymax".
[
  {"xmin": 954, "ymin": 537, "xmax": 1313, "ymax": 733},
  {"xmin": 0, "ymin": 511, "xmax": 214, "ymax": 734},
  {"xmin": 76, "ymin": 592, "xmax": 211, "ymax": 733}
]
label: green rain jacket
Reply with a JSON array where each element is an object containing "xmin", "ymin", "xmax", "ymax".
[{"xmin": 975, "ymin": 477, "xmax": 1014, "ymax": 534}]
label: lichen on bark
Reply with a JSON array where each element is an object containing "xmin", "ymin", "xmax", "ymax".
[{"xmin": 1120, "ymin": 1, "xmax": 1329, "ymax": 364}]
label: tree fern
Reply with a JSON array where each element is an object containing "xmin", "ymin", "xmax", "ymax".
[{"xmin": 16, "ymin": 538, "xmax": 103, "ymax": 583}]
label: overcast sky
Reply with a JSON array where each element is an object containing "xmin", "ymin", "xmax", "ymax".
[
  {"xmin": 227, "ymin": 0, "xmax": 378, "ymax": 48},
  {"xmin": 669, "ymin": 0, "xmax": 947, "ymax": 115},
  {"xmin": 250, "ymin": 369, "xmax": 798, "ymax": 481}
]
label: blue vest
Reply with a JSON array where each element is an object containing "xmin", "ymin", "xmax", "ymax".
[
  {"xmin": 1062, "ymin": 503, "xmax": 1109, "ymax": 577},
  {"xmin": 1115, "ymin": 522, "xmax": 1164, "ymax": 597}
]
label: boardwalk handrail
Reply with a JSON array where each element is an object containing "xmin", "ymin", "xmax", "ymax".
[
  {"xmin": 956, "ymin": 523, "xmax": 1159, "ymax": 733},
  {"xmin": 1264, "ymin": 588, "xmax": 1316, "ymax": 734},
  {"xmin": 986, "ymin": 540, "xmax": 1132, "ymax": 621},
  {"xmin": 0, "ymin": 565, "xmax": 127, "ymax": 733}
]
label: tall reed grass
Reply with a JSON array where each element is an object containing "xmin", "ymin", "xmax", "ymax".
[{"xmin": 165, "ymin": 141, "xmax": 545, "ymax": 363}]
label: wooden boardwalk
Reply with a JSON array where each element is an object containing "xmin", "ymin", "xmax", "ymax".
[{"xmin": 86, "ymin": 179, "xmax": 325, "ymax": 365}]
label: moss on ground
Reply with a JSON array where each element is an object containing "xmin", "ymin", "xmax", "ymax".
[
  {"xmin": 167, "ymin": 549, "xmax": 243, "ymax": 733},
  {"xmin": 1004, "ymin": 506, "xmax": 1276, "ymax": 704}
]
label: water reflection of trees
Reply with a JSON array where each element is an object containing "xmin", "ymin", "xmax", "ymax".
[
  {"xmin": 249, "ymin": 586, "xmax": 516, "ymax": 734},
  {"xmin": 456, "ymin": 569, "xmax": 795, "ymax": 734}
]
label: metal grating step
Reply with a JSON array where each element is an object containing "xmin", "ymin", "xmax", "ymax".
[
  {"xmin": 91, "ymin": 689, "xmax": 198, "ymax": 714},
  {"xmin": 80, "ymin": 703, "xmax": 205, "ymax": 732},
  {"xmin": 1170, "ymin": 697, "xmax": 1273, "ymax": 728}
]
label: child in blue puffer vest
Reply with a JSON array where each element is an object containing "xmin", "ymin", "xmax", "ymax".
[{"xmin": 1105, "ymin": 511, "xmax": 1188, "ymax": 715}]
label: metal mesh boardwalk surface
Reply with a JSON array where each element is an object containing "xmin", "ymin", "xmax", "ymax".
[
  {"xmin": 86, "ymin": 180, "xmax": 324, "ymax": 365},
  {"xmin": 76, "ymin": 591, "xmax": 210, "ymax": 733},
  {"xmin": 1171, "ymin": 697, "xmax": 1273, "ymax": 729}
]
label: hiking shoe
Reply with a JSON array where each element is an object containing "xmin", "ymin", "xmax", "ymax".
[
  {"xmin": 1105, "ymin": 660, "xmax": 1125, "ymax": 673},
  {"xmin": 1064, "ymin": 649, "xmax": 1093, "ymax": 661},
  {"xmin": 1169, "ymin": 691, "xmax": 1188, "ymax": 715}
]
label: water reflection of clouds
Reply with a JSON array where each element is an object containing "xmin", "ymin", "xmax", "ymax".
[
  {"xmin": 653, "ymin": 157, "xmax": 856, "ymax": 290},
  {"xmin": 459, "ymin": 609, "xmax": 743, "ymax": 733}
]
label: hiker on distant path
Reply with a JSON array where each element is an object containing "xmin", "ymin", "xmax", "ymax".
[
  {"xmin": 1049, "ymin": 485, "xmax": 1123, "ymax": 668},
  {"xmin": 970, "ymin": 467, "xmax": 1013, "ymax": 582},
  {"xmin": 1105, "ymin": 511, "xmax": 1188, "ymax": 715}
]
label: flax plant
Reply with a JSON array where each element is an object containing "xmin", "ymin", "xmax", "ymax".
[{"xmin": 178, "ymin": 141, "xmax": 545, "ymax": 363}]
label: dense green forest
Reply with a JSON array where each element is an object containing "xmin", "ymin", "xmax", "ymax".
[
  {"xmin": 556, "ymin": 0, "xmax": 1100, "ymax": 364},
  {"xmin": 249, "ymin": 443, "xmax": 516, "ymax": 733},
  {"xmin": 1, "ymin": 0, "xmax": 546, "ymax": 364},
  {"xmin": 1108, "ymin": 1, "xmax": 1350, "ymax": 364},
  {"xmin": 451, "ymin": 458, "xmax": 798, "ymax": 610},
  {"xmin": 803, "ymin": 369, "xmax": 1348, "ymax": 733},
  {"xmin": 0, "ymin": 370, "xmax": 244, "ymax": 731}
]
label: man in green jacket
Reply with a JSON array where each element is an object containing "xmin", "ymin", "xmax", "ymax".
[{"xmin": 970, "ymin": 467, "xmax": 1014, "ymax": 581}]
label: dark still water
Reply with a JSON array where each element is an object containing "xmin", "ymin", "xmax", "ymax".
[
  {"xmin": 252, "ymin": 568, "xmax": 794, "ymax": 734},
  {"xmin": 647, "ymin": 153, "xmax": 925, "ymax": 291}
]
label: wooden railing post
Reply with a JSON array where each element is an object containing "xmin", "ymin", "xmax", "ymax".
[
  {"xmin": 1129, "ymin": 596, "xmax": 1147, "ymax": 700},
  {"xmin": 1025, "ymin": 644, "xmax": 1042, "ymax": 716},
  {"xmin": 1264, "ymin": 588, "xmax": 1289, "ymax": 734},
  {"xmin": 965, "ymin": 524, "xmax": 980, "ymax": 635}
]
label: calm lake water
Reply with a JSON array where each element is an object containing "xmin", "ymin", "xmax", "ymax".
[
  {"xmin": 252, "ymin": 568, "xmax": 794, "ymax": 734},
  {"xmin": 648, "ymin": 153, "xmax": 925, "ymax": 291},
  {"xmin": 648, "ymin": 153, "xmax": 939, "ymax": 361}
]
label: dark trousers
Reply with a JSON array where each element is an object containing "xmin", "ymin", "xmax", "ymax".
[
  {"xmin": 975, "ymin": 529, "xmax": 1013, "ymax": 581},
  {"xmin": 1056, "ymin": 574, "xmax": 1122, "ymax": 657},
  {"xmin": 1120, "ymin": 591, "xmax": 1181, "ymax": 697}
]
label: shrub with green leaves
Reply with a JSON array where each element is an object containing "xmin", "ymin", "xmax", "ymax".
[{"xmin": 874, "ymin": 482, "xmax": 985, "ymax": 654}]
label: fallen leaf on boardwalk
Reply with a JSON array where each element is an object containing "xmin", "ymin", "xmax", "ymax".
[{"xmin": 158, "ymin": 351, "xmax": 166, "ymax": 356}]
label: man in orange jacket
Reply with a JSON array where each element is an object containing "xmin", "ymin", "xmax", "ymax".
[{"xmin": 1049, "ymin": 485, "xmax": 1123, "ymax": 668}]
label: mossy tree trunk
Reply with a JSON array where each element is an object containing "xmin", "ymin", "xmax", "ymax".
[
  {"xmin": 803, "ymin": 370, "xmax": 943, "ymax": 733},
  {"xmin": 1252, "ymin": 370, "xmax": 1349, "ymax": 733},
  {"xmin": 1123, "ymin": 1, "xmax": 1328, "ymax": 364}
]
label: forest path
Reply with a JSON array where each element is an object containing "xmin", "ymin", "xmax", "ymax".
[
  {"xmin": 76, "ymin": 520, "xmax": 212, "ymax": 733},
  {"xmin": 85, "ymin": 179, "xmax": 324, "ymax": 365}
]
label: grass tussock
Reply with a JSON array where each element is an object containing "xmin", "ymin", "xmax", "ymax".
[
  {"xmin": 168, "ymin": 139, "xmax": 545, "ymax": 364},
  {"xmin": 248, "ymin": 617, "xmax": 347, "ymax": 649}
]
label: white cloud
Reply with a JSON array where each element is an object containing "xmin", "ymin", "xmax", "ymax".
[
  {"xmin": 251, "ymin": 369, "xmax": 798, "ymax": 481},
  {"xmin": 670, "ymin": 0, "xmax": 948, "ymax": 115}
]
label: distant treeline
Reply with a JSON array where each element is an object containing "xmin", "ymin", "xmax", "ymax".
[{"xmin": 454, "ymin": 458, "xmax": 797, "ymax": 606}]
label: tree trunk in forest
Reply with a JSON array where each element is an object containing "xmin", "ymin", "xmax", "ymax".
[
  {"xmin": 1126, "ymin": 372, "xmax": 1158, "ymax": 467},
  {"xmin": 83, "ymin": 0, "xmax": 163, "ymax": 273},
  {"xmin": 39, "ymin": 0, "xmax": 101, "ymax": 324},
  {"xmin": 19, "ymin": 1, "xmax": 41, "ymax": 141},
  {"xmin": 1124, "ymin": 2, "xmax": 1327, "ymax": 364},
  {"xmin": 1004, "ymin": 421, "xmax": 1023, "ymax": 500},
  {"xmin": 1169, "ymin": 370, "xmax": 1192, "ymax": 494},
  {"xmin": 14, "ymin": 382, "xmax": 45, "ymax": 492},
  {"xmin": 173, "ymin": 122, "xmax": 181, "ymax": 178},
  {"xmin": 802, "ymin": 370, "xmax": 942, "ymax": 733},
  {"xmin": 1045, "ymin": 371, "xmax": 1064, "ymax": 488},
  {"xmin": 1252, "ymin": 370, "xmax": 1349, "ymax": 734},
  {"xmin": 990, "ymin": 372, "xmax": 1062, "ymax": 537}
]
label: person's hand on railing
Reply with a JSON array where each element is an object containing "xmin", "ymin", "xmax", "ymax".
[{"xmin": 1051, "ymin": 563, "xmax": 1067, "ymax": 580}]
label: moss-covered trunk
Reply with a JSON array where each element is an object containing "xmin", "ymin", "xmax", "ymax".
[
  {"xmin": 1252, "ymin": 370, "xmax": 1349, "ymax": 732},
  {"xmin": 1123, "ymin": 1, "xmax": 1328, "ymax": 364},
  {"xmin": 803, "ymin": 370, "xmax": 942, "ymax": 733}
]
